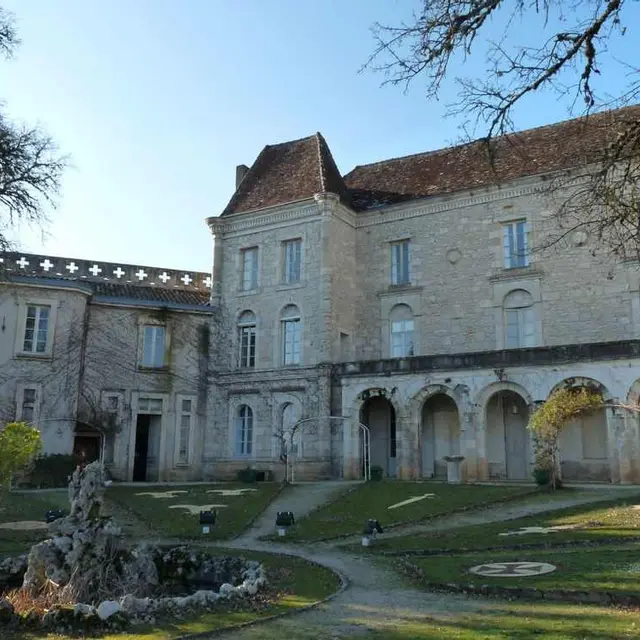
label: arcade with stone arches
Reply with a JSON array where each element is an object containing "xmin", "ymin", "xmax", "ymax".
[{"xmin": 346, "ymin": 372, "xmax": 640, "ymax": 484}]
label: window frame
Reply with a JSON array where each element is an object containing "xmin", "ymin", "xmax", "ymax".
[
  {"xmin": 235, "ymin": 404, "xmax": 254, "ymax": 457},
  {"xmin": 503, "ymin": 220, "xmax": 530, "ymax": 269},
  {"xmin": 175, "ymin": 394, "xmax": 196, "ymax": 466},
  {"xmin": 237, "ymin": 311, "xmax": 257, "ymax": 369},
  {"xmin": 503, "ymin": 289, "xmax": 536, "ymax": 349},
  {"xmin": 281, "ymin": 306, "xmax": 301, "ymax": 366},
  {"xmin": 390, "ymin": 239, "xmax": 411, "ymax": 285},
  {"xmin": 390, "ymin": 318, "xmax": 415, "ymax": 357},
  {"xmin": 282, "ymin": 238, "xmax": 302, "ymax": 285},
  {"xmin": 15, "ymin": 384, "xmax": 40, "ymax": 424},
  {"xmin": 140, "ymin": 324, "xmax": 166, "ymax": 369},
  {"xmin": 240, "ymin": 246, "xmax": 259, "ymax": 291},
  {"xmin": 14, "ymin": 299, "xmax": 57, "ymax": 358}
]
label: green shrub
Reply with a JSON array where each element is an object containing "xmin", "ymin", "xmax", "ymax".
[
  {"xmin": 19, "ymin": 454, "xmax": 82, "ymax": 488},
  {"xmin": 370, "ymin": 465, "xmax": 384, "ymax": 482}
]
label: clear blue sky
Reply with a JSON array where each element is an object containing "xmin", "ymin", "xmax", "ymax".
[{"xmin": 2, "ymin": 0, "xmax": 637, "ymax": 272}]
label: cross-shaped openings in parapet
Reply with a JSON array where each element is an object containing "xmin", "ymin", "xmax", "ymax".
[
  {"xmin": 16, "ymin": 256, "xmax": 29, "ymax": 269},
  {"xmin": 135, "ymin": 269, "xmax": 148, "ymax": 281},
  {"xmin": 158, "ymin": 272, "xmax": 171, "ymax": 284},
  {"xmin": 88, "ymin": 264, "xmax": 102, "ymax": 276},
  {"xmin": 181, "ymin": 274, "xmax": 193, "ymax": 285},
  {"xmin": 66, "ymin": 262, "xmax": 79, "ymax": 274},
  {"xmin": 204, "ymin": 276, "xmax": 212, "ymax": 288},
  {"xmin": 113, "ymin": 267, "xmax": 125, "ymax": 278},
  {"xmin": 40, "ymin": 259, "xmax": 53, "ymax": 271}
]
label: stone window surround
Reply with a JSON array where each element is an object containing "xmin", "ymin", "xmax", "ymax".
[
  {"xmin": 228, "ymin": 397, "xmax": 256, "ymax": 459},
  {"xmin": 279, "ymin": 304, "xmax": 303, "ymax": 367},
  {"xmin": 390, "ymin": 237, "xmax": 412, "ymax": 286},
  {"xmin": 281, "ymin": 237, "xmax": 303, "ymax": 285},
  {"xmin": 239, "ymin": 245, "xmax": 260, "ymax": 293},
  {"xmin": 15, "ymin": 382, "xmax": 41, "ymax": 423},
  {"xmin": 492, "ymin": 277, "xmax": 542, "ymax": 350},
  {"xmin": 13, "ymin": 297, "xmax": 58, "ymax": 359},
  {"xmin": 174, "ymin": 393, "xmax": 196, "ymax": 467},
  {"xmin": 237, "ymin": 309, "xmax": 258, "ymax": 369},
  {"xmin": 136, "ymin": 316, "xmax": 170, "ymax": 371},
  {"xmin": 379, "ymin": 288, "xmax": 422, "ymax": 359}
]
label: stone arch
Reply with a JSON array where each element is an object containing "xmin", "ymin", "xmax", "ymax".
[
  {"xmin": 351, "ymin": 387, "xmax": 403, "ymax": 421},
  {"xmin": 549, "ymin": 377, "xmax": 612, "ymax": 482},
  {"xmin": 410, "ymin": 384, "xmax": 459, "ymax": 422},
  {"xmin": 626, "ymin": 378, "xmax": 640, "ymax": 406},
  {"xmin": 473, "ymin": 381, "xmax": 533, "ymax": 411}
]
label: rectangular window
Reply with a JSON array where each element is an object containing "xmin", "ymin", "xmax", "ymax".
[
  {"xmin": 391, "ymin": 240, "xmax": 411, "ymax": 285},
  {"xmin": 235, "ymin": 406, "xmax": 253, "ymax": 456},
  {"xmin": 283, "ymin": 318, "xmax": 301, "ymax": 365},
  {"xmin": 239, "ymin": 324, "xmax": 256, "ymax": 368},
  {"xmin": 391, "ymin": 320, "xmax": 414, "ymax": 357},
  {"xmin": 177, "ymin": 398, "xmax": 193, "ymax": 464},
  {"xmin": 138, "ymin": 397, "xmax": 163, "ymax": 413},
  {"xmin": 241, "ymin": 247, "xmax": 258, "ymax": 291},
  {"xmin": 141, "ymin": 326, "xmax": 165, "ymax": 368},
  {"xmin": 505, "ymin": 308, "xmax": 536, "ymax": 348},
  {"xmin": 20, "ymin": 388, "xmax": 37, "ymax": 423},
  {"xmin": 282, "ymin": 239, "xmax": 302, "ymax": 284},
  {"xmin": 503, "ymin": 221, "xmax": 530, "ymax": 269},
  {"xmin": 22, "ymin": 305, "xmax": 50, "ymax": 353}
]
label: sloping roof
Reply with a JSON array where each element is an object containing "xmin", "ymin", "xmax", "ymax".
[
  {"xmin": 90, "ymin": 282, "xmax": 210, "ymax": 307},
  {"xmin": 222, "ymin": 133, "xmax": 349, "ymax": 215},
  {"xmin": 344, "ymin": 105, "xmax": 640, "ymax": 210}
]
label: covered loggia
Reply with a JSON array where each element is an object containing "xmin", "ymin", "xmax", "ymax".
[
  {"xmin": 360, "ymin": 394, "xmax": 397, "ymax": 478},
  {"xmin": 421, "ymin": 393, "xmax": 460, "ymax": 478},
  {"xmin": 486, "ymin": 390, "xmax": 531, "ymax": 480}
]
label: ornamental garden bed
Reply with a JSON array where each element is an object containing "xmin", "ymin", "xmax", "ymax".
[
  {"xmin": 106, "ymin": 482, "xmax": 283, "ymax": 540},
  {"xmin": 364, "ymin": 494, "xmax": 640, "ymax": 554},
  {"xmin": 398, "ymin": 544, "xmax": 640, "ymax": 605},
  {"xmin": 273, "ymin": 481, "xmax": 535, "ymax": 542}
]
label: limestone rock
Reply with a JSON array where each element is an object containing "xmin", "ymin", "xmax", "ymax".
[
  {"xmin": 73, "ymin": 603, "xmax": 95, "ymax": 616},
  {"xmin": 97, "ymin": 600, "xmax": 121, "ymax": 620}
]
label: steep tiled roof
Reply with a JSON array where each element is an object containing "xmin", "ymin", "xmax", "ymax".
[
  {"xmin": 90, "ymin": 282, "xmax": 210, "ymax": 307},
  {"xmin": 344, "ymin": 105, "xmax": 640, "ymax": 211},
  {"xmin": 222, "ymin": 133, "xmax": 349, "ymax": 215}
]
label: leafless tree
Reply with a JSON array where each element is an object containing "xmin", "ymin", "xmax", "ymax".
[
  {"xmin": 0, "ymin": 7, "xmax": 67, "ymax": 253},
  {"xmin": 365, "ymin": 1, "xmax": 640, "ymax": 260}
]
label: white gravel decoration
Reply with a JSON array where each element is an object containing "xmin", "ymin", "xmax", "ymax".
[
  {"xmin": 0, "ymin": 521, "xmax": 47, "ymax": 531},
  {"xmin": 134, "ymin": 490, "xmax": 189, "ymax": 499},
  {"xmin": 498, "ymin": 524, "xmax": 581, "ymax": 537},
  {"xmin": 168, "ymin": 504, "xmax": 228, "ymax": 514},
  {"xmin": 206, "ymin": 488, "xmax": 258, "ymax": 497},
  {"xmin": 387, "ymin": 494, "xmax": 436, "ymax": 510}
]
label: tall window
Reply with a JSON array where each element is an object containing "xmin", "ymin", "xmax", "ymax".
[
  {"xmin": 141, "ymin": 326, "xmax": 165, "ymax": 367},
  {"xmin": 238, "ymin": 311, "xmax": 256, "ymax": 368},
  {"xmin": 177, "ymin": 397, "xmax": 193, "ymax": 465},
  {"xmin": 503, "ymin": 220, "xmax": 530, "ymax": 269},
  {"xmin": 19, "ymin": 388, "xmax": 37, "ymax": 423},
  {"xmin": 241, "ymin": 247, "xmax": 259, "ymax": 291},
  {"xmin": 236, "ymin": 405, "xmax": 253, "ymax": 456},
  {"xmin": 281, "ymin": 305, "xmax": 301, "ymax": 365},
  {"xmin": 23, "ymin": 305, "xmax": 50, "ymax": 353},
  {"xmin": 391, "ymin": 239, "xmax": 411, "ymax": 285},
  {"xmin": 103, "ymin": 394, "xmax": 121, "ymax": 464},
  {"xmin": 282, "ymin": 239, "xmax": 302, "ymax": 284},
  {"xmin": 504, "ymin": 290, "xmax": 536, "ymax": 348},
  {"xmin": 390, "ymin": 304, "xmax": 415, "ymax": 357}
]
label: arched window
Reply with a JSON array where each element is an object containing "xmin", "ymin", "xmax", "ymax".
[
  {"xmin": 238, "ymin": 310, "xmax": 256, "ymax": 368},
  {"xmin": 235, "ymin": 405, "xmax": 253, "ymax": 456},
  {"xmin": 504, "ymin": 290, "xmax": 535, "ymax": 348},
  {"xmin": 281, "ymin": 305, "xmax": 301, "ymax": 365},
  {"xmin": 390, "ymin": 304, "xmax": 414, "ymax": 357}
]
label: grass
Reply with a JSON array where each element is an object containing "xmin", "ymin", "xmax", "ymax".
[
  {"xmin": 276, "ymin": 481, "xmax": 534, "ymax": 541},
  {"xmin": 105, "ymin": 482, "xmax": 282, "ymax": 540},
  {"xmin": 3, "ymin": 547, "xmax": 340, "ymax": 640},
  {"xmin": 404, "ymin": 544, "xmax": 640, "ymax": 596},
  {"xmin": 356, "ymin": 602, "xmax": 640, "ymax": 639},
  {"xmin": 0, "ymin": 490, "xmax": 68, "ymax": 558},
  {"xmin": 364, "ymin": 493, "xmax": 640, "ymax": 553}
]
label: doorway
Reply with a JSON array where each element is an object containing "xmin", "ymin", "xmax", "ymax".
[
  {"xmin": 360, "ymin": 395, "xmax": 397, "ymax": 478},
  {"xmin": 133, "ymin": 414, "xmax": 161, "ymax": 482},
  {"xmin": 421, "ymin": 394, "xmax": 460, "ymax": 478}
]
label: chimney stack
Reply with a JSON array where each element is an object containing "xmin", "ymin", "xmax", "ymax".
[{"xmin": 235, "ymin": 164, "xmax": 249, "ymax": 189}]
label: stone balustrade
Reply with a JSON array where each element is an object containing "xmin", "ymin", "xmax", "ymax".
[{"xmin": 0, "ymin": 252, "xmax": 212, "ymax": 291}]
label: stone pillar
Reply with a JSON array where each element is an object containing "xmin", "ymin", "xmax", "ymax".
[
  {"xmin": 208, "ymin": 221, "xmax": 225, "ymax": 305},
  {"xmin": 472, "ymin": 407, "xmax": 489, "ymax": 481},
  {"xmin": 614, "ymin": 408, "xmax": 637, "ymax": 484},
  {"xmin": 342, "ymin": 415, "xmax": 361, "ymax": 479},
  {"xmin": 607, "ymin": 407, "xmax": 623, "ymax": 485},
  {"xmin": 459, "ymin": 409, "xmax": 477, "ymax": 482},
  {"xmin": 396, "ymin": 411, "xmax": 420, "ymax": 479}
]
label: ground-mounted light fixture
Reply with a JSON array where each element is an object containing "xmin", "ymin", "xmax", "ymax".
[
  {"xmin": 199, "ymin": 509, "xmax": 216, "ymax": 535},
  {"xmin": 275, "ymin": 511, "xmax": 295, "ymax": 536},
  {"xmin": 45, "ymin": 509, "xmax": 66, "ymax": 524},
  {"xmin": 362, "ymin": 518, "xmax": 383, "ymax": 546}
]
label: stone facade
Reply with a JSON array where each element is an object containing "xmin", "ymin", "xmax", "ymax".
[{"xmin": 3, "ymin": 110, "xmax": 640, "ymax": 483}]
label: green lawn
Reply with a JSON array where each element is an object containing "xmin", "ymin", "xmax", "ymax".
[
  {"xmin": 357, "ymin": 602, "xmax": 640, "ymax": 639},
  {"xmin": 403, "ymin": 544, "xmax": 640, "ymax": 597},
  {"xmin": 0, "ymin": 490, "xmax": 68, "ymax": 558},
  {"xmin": 4, "ymin": 548, "xmax": 340, "ymax": 640},
  {"xmin": 106, "ymin": 482, "xmax": 282, "ymax": 540},
  {"xmin": 364, "ymin": 494, "xmax": 640, "ymax": 553},
  {"xmin": 275, "ymin": 482, "xmax": 534, "ymax": 541}
]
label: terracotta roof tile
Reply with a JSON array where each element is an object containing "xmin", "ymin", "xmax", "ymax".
[
  {"xmin": 222, "ymin": 133, "xmax": 348, "ymax": 215},
  {"xmin": 344, "ymin": 105, "xmax": 640, "ymax": 211},
  {"xmin": 90, "ymin": 281, "xmax": 210, "ymax": 306}
]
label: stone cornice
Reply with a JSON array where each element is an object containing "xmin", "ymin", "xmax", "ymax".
[{"xmin": 208, "ymin": 203, "xmax": 320, "ymax": 236}]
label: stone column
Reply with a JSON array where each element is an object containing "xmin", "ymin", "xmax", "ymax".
[
  {"xmin": 208, "ymin": 221, "xmax": 225, "ymax": 305},
  {"xmin": 459, "ymin": 408, "xmax": 476, "ymax": 482},
  {"xmin": 621, "ymin": 411, "xmax": 640, "ymax": 484},
  {"xmin": 342, "ymin": 414, "xmax": 361, "ymax": 479},
  {"xmin": 396, "ymin": 411, "xmax": 420, "ymax": 479},
  {"xmin": 472, "ymin": 407, "xmax": 489, "ymax": 481}
]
